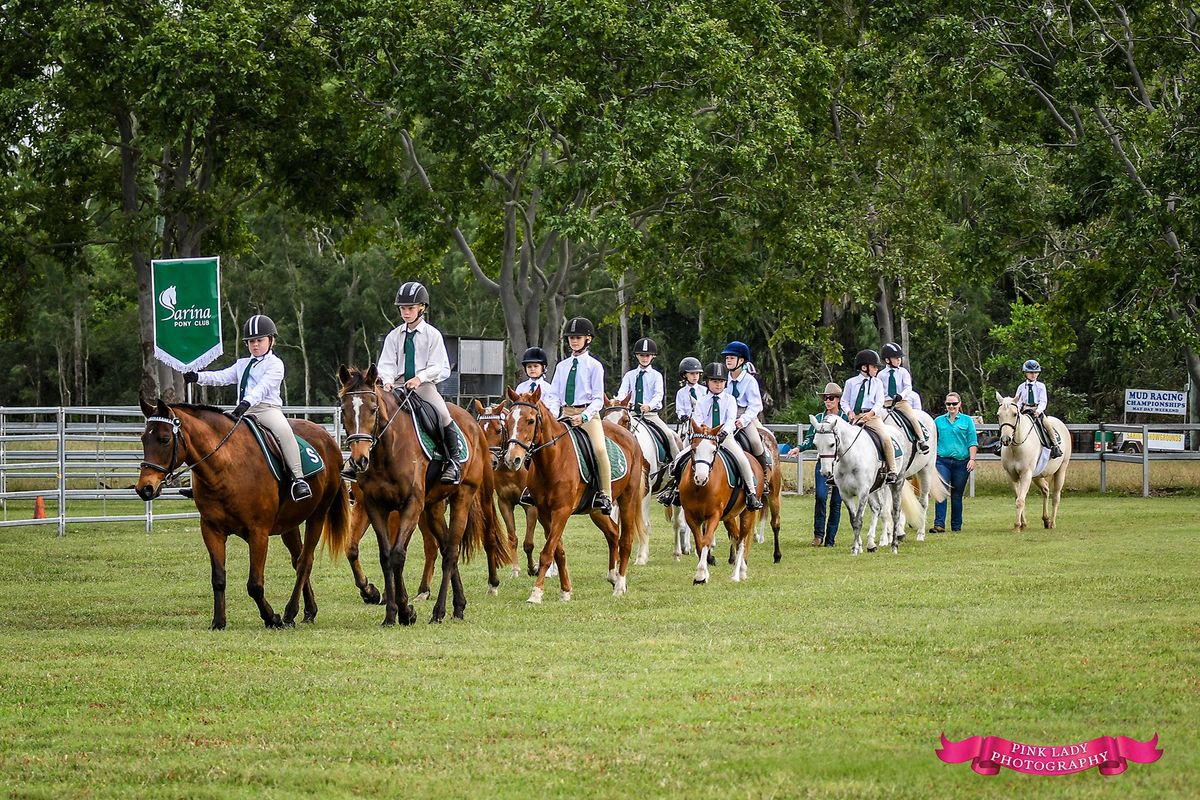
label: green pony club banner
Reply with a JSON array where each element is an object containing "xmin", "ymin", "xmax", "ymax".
[{"xmin": 151, "ymin": 257, "xmax": 223, "ymax": 372}]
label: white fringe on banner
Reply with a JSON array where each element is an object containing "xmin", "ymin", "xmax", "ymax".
[{"xmin": 154, "ymin": 342, "xmax": 224, "ymax": 374}]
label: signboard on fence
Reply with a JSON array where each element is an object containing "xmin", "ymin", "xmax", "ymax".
[
  {"xmin": 151, "ymin": 257, "xmax": 223, "ymax": 371},
  {"xmin": 1124, "ymin": 389, "xmax": 1186, "ymax": 416}
]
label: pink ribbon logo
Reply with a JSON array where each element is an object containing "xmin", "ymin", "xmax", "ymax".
[{"xmin": 936, "ymin": 733, "xmax": 1162, "ymax": 776}]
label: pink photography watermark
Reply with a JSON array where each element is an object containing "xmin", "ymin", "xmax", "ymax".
[{"xmin": 937, "ymin": 733, "xmax": 1162, "ymax": 776}]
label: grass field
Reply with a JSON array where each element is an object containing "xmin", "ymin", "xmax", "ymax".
[{"xmin": 0, "ymin": 493, "xmax": 1196, "ymax": 799}]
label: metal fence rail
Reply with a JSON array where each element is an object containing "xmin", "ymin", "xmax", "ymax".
[{"xmin": 2, "ymin": 410, "xmax": 1196, "ymax": 535}]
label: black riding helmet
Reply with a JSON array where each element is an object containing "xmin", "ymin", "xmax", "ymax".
[
  {"xmin": 679, "ymin": 356, "xmax": 702, "ymax": 374},
  {"xmin": 634, "ymin": 337, "xmax": 657, "ymax": 355},
  {"xmin": 395, "ymin": 281, "xmax": 430, "ymax": 307},
  {"xmin": 243, "ymin": 314, "xmax": 277, "ymax": 340},
  {"xmin": 854, "ymin": 349, "xmax": 884, "ymax": 370},
  {"xmin": 880, "ymin": 342, "xmax": 903, "ymax": 360},
  {"xmin": 564, "ymin": 317, "xmax": 595, "ymax": 337},
  {"xmin": 705, "ymin": 362, "xmax": 728, "ymax": 382},
  {"xmin": 520, "ymin": 347, "xmax": 549, "ymax": 366}
]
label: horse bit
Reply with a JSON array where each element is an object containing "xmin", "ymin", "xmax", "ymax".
[{"xmin": 502, "ymin": 401, "xmax": 571, "ymax": 470}]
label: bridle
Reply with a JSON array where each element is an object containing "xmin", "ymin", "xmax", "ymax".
[
  {"xmin": 814, "ymin": 418, "xmax": 867, "ymax": 472},
  {"xmin": 476, "ymin": 410, "xmax": 509, "ymax": 469},
  {"xmin": 341, "ymin": 387, "xmax": 403, "ymax": 451},
  {"xmin": 503, "ymin": 401, "xmax": 572, "ymax": 469},
  {"xmin": 688, "ymin": 431, "xmax": 722, "ymax": 472},
  {"xmin": 997, "ymin": 405, "xmax": 1034, "ymax": 446},
  {"xmin": 140, "ymin": 411, "xmax": 243, "ymax": 484}
]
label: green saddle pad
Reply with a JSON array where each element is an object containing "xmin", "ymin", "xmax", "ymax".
[
  {"xmin": 717, "ymin": 449, "xmax": 740, "ymax": 488},
  {"xmin": 570, "ymin": 429, "xmax": 629, "ymax": 484},
  {"xmin": 408, "ymin": 411, "xmax": 470, "ymax": 464},
  {"xmin": 245, "ymin": 418, "xmax": 325, "ymax": 482}
]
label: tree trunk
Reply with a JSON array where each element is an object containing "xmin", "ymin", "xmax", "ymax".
[
  {"xmin": 875, "ymin": 276, "xmax": 895, "ymax": 345},
  {"xmin": 617, "ymin": 272, "xmax": 629, "ymax": 376}
]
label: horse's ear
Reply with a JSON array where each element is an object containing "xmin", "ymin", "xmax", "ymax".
[
  {"xmin": 506, "ymin": 385, "xmax": 518, "ymax": 401},
  {"xmin": 809, "ymin": 414, "xmax": 820, "ymax": 428},
  {"xmin": 338, "ymin": 364, "xmax": 351, "ymax": 386},
  {"xmin": 365, "ymin": 363, "xmax": 378, "ymax": 384},
  {"xmin": 140, "ymin": 396, "xmax": 156, "ymax": 417},
  {"xmin": 473, "ymin": 399, "xmax": 485, "ymax": 413},
  {"xmin": 531, "ymin": 385, "xmax": 542, "ymax": 401},
  {"xmin": 690, "ymin": 418, "xmax": 701, "ymax": 433},
  {"xmin": 994, "ymin": 390, "xmax": 1005, "ymax": 405},
  {"xmin": 603, "ymin": 392, "xmax": 610, "ymax": 404},
  {"xmin": 156, "ymin": 399, "xmax": 170, "ymax": 418}
]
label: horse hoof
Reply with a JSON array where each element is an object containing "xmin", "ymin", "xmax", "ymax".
[
  {"xmin": 527, "ymin": 587, "xmax": 544, "ymax": 605},
  {"xmin": 692, "ymin": 578, "xmax": 707, "ymax": 585},
  {"xmin": 401, "ymin": 607, "xmax": 417, "ymax": 626},
  {"xmin": 487, "ymin": 584, "xmax": 499, "ymax": 597},
  {"xmin": 755, "ymin": 532, "xmax": 764, "ymax": 544},
  {"xmin": 362, "ymin": 586, "xmax": 382, "ymax": 604},
  {"xmin": 281, "ymin": 619, "xmax": 296, "ymax": 629},
  {"xmin": 527, "ymin": 567, "xmax": 538, "ymax": 577},
  {"xmin": 209, "ymin": 622, "xmax": 226, "ymax": 631},
  {"xmin": 560, "ymin": 590, "xmax": 572, "ymax": 602},
  {"xmin": 867, "ymin": 546, "xmax": 877, "ymax": 553},
  {"xmin": 706, "ymin": 553, "xmax": 716, "ymax": 566},
  {"xmin": 916, "ymin": 533, "xmax": 926, "ymax": 542},
  {"xmin": 428, "ymin": 615, "xmax": 444, "ymax": 625},
  {"xmin": 896, "ymin": 533, "xmax": 906, "ymax": 542},
  {"xmin": 773, "ymin": 554, "xmax": 781, "ymax": 564},
  {"xmin": 673, "ymin": 554, "xmax": 682, "ymax": 562},
  {"xmin": 511, "ymin": 566, "xmax": 521, "ymax": 579},
  {"xmin": 415, "ymin": 591, "xmax": 430, "ymax": 601},
  {"xmin": 301, "ymin": 613, "xmax": 316, "ymax": 624},
  {"xmin": 265, "ymin": 614, "xmax": 283, "ymax": 629},
  {"xmin": 634, "ymin": 556, "xmax": 648, "ymax": 566}
]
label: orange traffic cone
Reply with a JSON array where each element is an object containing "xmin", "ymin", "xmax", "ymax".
[{"xmin": 33, "ymin": 496, "xmax": 46, "ymax": 520}]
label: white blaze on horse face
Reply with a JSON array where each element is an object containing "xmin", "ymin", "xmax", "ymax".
[
  {"xmin": 504, "ymin": 404, "xmax": 531, "ymax": 469},
  {"xmin": 693, "ymin": 437, "xmax": 715, "ymax": 485}
]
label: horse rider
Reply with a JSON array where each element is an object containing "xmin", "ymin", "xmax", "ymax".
[
  {"xmin": 657, "ymin": 362, "xmax": 764, "ymax": 510},
  {"xmin": 880, "ymin": 341, "xmax": 929, "ymax": 454},
  {"xmin": 550, "ymin": 317, "xmax": 614, "ymax": 514},
  {"xmin": 721, "ymin": 341, "xmax": 774, "ymax": 474},
  {"xmin": 516, "ymin": 347, "xmax": 560, "ymax": 416},
  {"xmin": 616, "ymin": 337, "xmax": 681, "ymax": 461},
  {"xmin": 842, "ymin": 349, "xmax": 900, "ymax": 484},
  {"xmin": 675, "ymin": 356, "xmax": 706, "ymax": 428},
  {"xmin": 374, "ymin": 281, "xmax": 461, "ymax": 483},
  {"xmin": 186, "ymin": 314, "xmax": 312, "ymax": 501},
  {"xmin": 1016, "ymin": 359, "xmax": 1063, "ymax": 459}
]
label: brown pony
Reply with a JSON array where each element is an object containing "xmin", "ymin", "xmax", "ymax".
[
  {"xmin": 678, "ymin": 420, "xmax": 765, "ymax": 584},
  {"xmin": 474, "ymin": 399, "xmax": 541, "ymax": 577},
  {"xmin": 337, "ymin": 365, "xmax": 510, "ymax": 625},
  {"xmin": 346, "ymin": 484, "xmax": 442, "ymax": 605},
  {"xmin": 135, "ymin": 399, "xmax": 350, "ymax": 629},
  {"xmin": 501, "ymin": 386, "xmax": 648, "ymax": 603}
]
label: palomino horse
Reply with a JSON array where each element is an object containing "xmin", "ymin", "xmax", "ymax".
[
  {"xmin": 337, "ymin": 365, "xmax": 510, "ymax": 625},
  {"xmin": 882, "ymin": 407, "xmax": 947, "ymax": 544},
  {"xmin": 601, "ymin": 394, "xmax": 690, "ymax": 562},
  {"xmin": 995, "ymin": 393, "xmax": 1072, "ymax": 531},
  {"xmin": 810, "ymin": 414, "xmax": 923, "ymax": 555},
  {"xmin": 501, "ymin": 386, "xmax": 648, "ymax": 603},
  {"xmin": 135, "ymin": 399, "xmax": 351, "ymax": 629},
  {"xmin": 475, "ymin": 399, "xmax": 540, "ymax": 577},
  {"xmin": 678, "ymin": 421, "xmax": 763, "ymax": 583}
]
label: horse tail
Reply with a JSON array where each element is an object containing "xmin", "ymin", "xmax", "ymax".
[
  {"xmin": 462, "ymin": 444, "xmax": 512, "ymax": 567},
  {"xmin": 928, "ymin": 468, "xmax": 949, "ymax": 505},
  {"xmin": 323, "ymin": 475, "xmax": 352, "ymax": 561},
  {"xmin": 900, "ymin": 481, "xmax": 924, "ymax": 533}
]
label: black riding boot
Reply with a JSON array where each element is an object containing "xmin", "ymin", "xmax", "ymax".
[{"xmin": 441, "ymin": 425, "xmax": 462, "ymax": 484}]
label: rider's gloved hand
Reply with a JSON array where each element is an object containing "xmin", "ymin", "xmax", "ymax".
[
  {"xmin": 232, "ymin": 401, "xmax": 251, "ymax": 419},
  {"xmin": 183, "ymin": 371, "xmax": 198, "ymax": 383}
]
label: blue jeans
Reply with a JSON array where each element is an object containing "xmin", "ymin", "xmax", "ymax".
[
  {"xmin": 814, "ymin": 468, "xmax": 842, "ymax": 545},
  {"xmin": 934, "ymin": 456, "xmax": 970, "ymax": 531}
]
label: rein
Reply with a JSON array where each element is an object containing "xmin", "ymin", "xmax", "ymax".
[
  {"xmin": 141, "ymin": 412, "xmax": 244, "ymax": 484},
  {"xmin": 998, "ymin": 409, "xmax": 1035, "ymax": 446}
]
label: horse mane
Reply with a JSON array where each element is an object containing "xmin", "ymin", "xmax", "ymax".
[{"xmin": 168, "ymin": 401, "xmax": 231, "ymax": 416}]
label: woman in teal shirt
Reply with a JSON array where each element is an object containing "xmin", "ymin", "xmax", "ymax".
[{"xmin": 932, "ymin": 392, "xmax": 978, "ymax": 533}]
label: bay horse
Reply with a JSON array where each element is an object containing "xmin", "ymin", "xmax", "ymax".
[
  {"xmin": 810, "ymin": 414, "xmax": 923, "ymax": 555},
  {"xmin": 501, "ymin": 385, "xmax": 648, "ymax": 603},
  {"xmin": 337, "ymin": 365, "xmax": 510, "ymax": 625},
  {"xmin": 135, "ymin": 399, "xmax": 350, "ymax": 629},
  {"xmin": 601, "ymin": 394, "xmax": 690, "ymax": 563},
  {"xmin": 346, "ymin": 484, "xmax": 441, "ymax": 605},
  {"xmin": 995, "ymin": 393, "xmax": 1073, "ymax": 531},
  {"xmin": 678, "ymin": 421, "xmax": 763, "ymax": 583},
  {"xmin": 474, "ymin": 399, "xmax": 540, "ymax": 577}
]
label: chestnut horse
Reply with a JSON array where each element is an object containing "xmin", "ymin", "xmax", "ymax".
[
  {"xmin": 135, "ymin": 399, "xmax": 350, "ymax": 629},
  {"xmin": 474, "ymin": 399, "xmax": 540, "ymax": 577},
  {"xmin": 501, "ymin": 386, "xmax": 648, "ymax": 603},
  {"xmin": 678, "ymin": 421, "xmax": 764, "ymax": 584},
  {"xmin": 337, "ymin": 365, "xmax": 510, "ymax": 625}
]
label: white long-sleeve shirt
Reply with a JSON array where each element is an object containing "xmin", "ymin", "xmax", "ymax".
[
  {"xmin": 675, "ymin": 383, "xmax": 707, "ymax": 421},
  {"xmin": 691, "ymin": 391, "xmax": 739, "ymax": 437},
  {"xmin": 880, "ymin": 365, "xmax": 913, "ymax": 399},
  {"xmin": 724, "ymin": 369, "xmax": 763, "ymax": 428},
  {"xmin": 515, "ymin": 376, "xmax": 560, "ymax": 417},
  {"xmin": 196, "ymin": 351, "xmax": 285, "ymax": 407},
  {"xmin": 1015, "ymin": 380, "xmax": 1048, "ymax": 414},
  {"xmin": 377, "ymin": 319, "xmax": 451, "ymax": 387},
  {"xmin": 618, "ymin": 366, "xmax": 664, "ymax": 411},
  {"xmin": 842, "ymin": 372, "xmax": 886, "ymax": 416},
  {"xmin": 551, "ymin": 351, "xmax": 605, "ymax": 419}
]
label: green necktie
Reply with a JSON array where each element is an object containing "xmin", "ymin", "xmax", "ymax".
[
  {"xmin": 689, "ymin": 387, "xmax": 696, "ymax": 400},
  {"xmin": 635, "ymin": 370, "xmax": 644, "ymax": 406},
  {"xmin": 887, "ymin": 368, "xmax": 897, "ymax": 396},
  {"xmin": 1027, "ymin": 383, "xmax": 1035, "ymax": 405},
  {"xmin": 731, "ymin": 379, "xmax": 739, "ymax": 400},
  {"xmin": 565, "ymin": 358, "xmax": 578, "ymax": 406},
  {"xmin": 854, "ymin": 380, "xmax": 867, "ymax": 414},
  {"xmin": 403, "ymin": 329, "xmax": 416, "ymax": 382},
  {"xmin": 238, "ymin": 358, "xmax": 260, "ymax": 401},
  {"xmin": 711, "ymin": 399, "xmax": 721, "ymax": 428}
]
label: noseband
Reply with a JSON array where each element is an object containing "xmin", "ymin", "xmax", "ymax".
[
  {"xmin": 141, "ymin": 411, "xmax": 242, "ymax": 484},
  {"xmin": 341, "ymin": 388, "xmax": 402, "ymax": 450},
  {"xmin": 688, "ymin": 432, "xmax": 722, "ymax": 470},
  {"xmin": 504, "ymin": 401, "xmax": 571, "ymax": 469}
]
